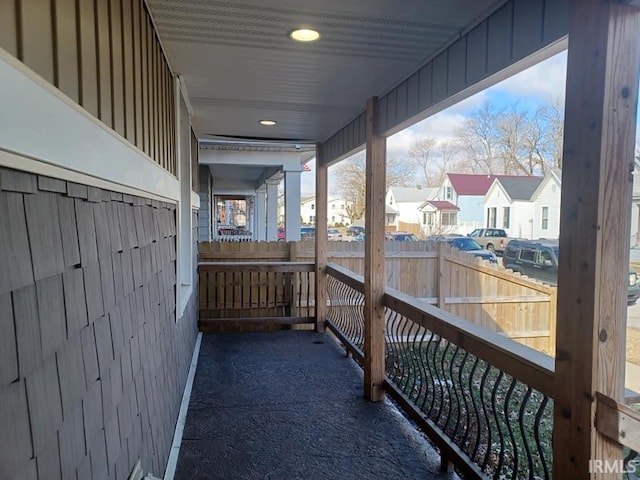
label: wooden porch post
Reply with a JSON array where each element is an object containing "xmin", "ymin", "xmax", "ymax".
[
  {"xmin": 554, "ymin": 1, "xmax": 640, "ymax": 478},
  {"xmin": 364, "ymin": 96, "xmax": 386, "ymax": 402},
  {"xmin": 315, "ymin": 143, "xmax": 328, "ymax": 333}
]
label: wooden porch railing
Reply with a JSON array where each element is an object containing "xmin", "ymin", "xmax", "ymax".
[
  {"xmin": 198, "ymin": 261, "xmax": 315, "ymax": 330},
  {"xmin": 326, "ymin": 262, "xmax": 555, "ymax": 479},
  {"xmin": 596, "ymin": 393, "xmax": 640, "ymax": 478},
  {"xmin": 325, "ymin": 261, "xmax": 640, "ymax": 479}
]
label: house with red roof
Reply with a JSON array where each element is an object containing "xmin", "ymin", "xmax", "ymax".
[
  {"xmin": 436, "ymin": 173, "xmax": 540, "ymax": 234},
  {"xmin": 417, "ymin": 200, "xmax": 460, "ymax": 236}
]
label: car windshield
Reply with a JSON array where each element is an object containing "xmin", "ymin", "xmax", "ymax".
[
  {"xmin": 391, "ymin": 234, "xmax": 417, "ymax": 241},
  {"xmin": 328, "ymin": 229, "xmax": 339, "ymax": 234},
  {"xmin": 449, "ymin": 237, "xmax": 482, "ymax": 251}
]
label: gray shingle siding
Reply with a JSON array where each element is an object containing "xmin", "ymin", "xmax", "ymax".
[{"xmin": 0, "ymin": 167, "xmax": 198, "ymax": 480}]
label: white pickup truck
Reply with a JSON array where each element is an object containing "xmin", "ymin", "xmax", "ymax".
[{"xmin": 467, "ymin": 228, "xmax": 517, "ymax": 254}]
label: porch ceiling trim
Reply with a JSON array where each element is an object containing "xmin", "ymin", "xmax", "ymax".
[{"xmin": 318, "ymin": 0, "xmax": 569, "ymax": 167}]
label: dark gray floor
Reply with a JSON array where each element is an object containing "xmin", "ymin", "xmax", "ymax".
[{"xmin": 174, "ymin": 331, "xmax": 453, "ymax": 480}]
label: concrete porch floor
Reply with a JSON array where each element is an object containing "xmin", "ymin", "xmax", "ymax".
[{"xmin": 174, "ymin": 331, "xmax": 453, "ymax": 480}]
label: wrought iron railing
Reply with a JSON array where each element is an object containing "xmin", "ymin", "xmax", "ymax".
[
  {"xmin": 198, "ymin": 262, "xmax": 315, "ymax": 328},
  {"xmin": 385, "ymin": 308, "xmax": 553, "ymax": 479},
  {"xmin": 624, "ymin": 448, "xmax": 639, "ymax": 480},
  {"xmin": 325, "ymin": 262, "xmax": 555, "ymax": 479},
  {"xmin": 326, "ymin": 269, "xmax": 365, "ymax": 361}
]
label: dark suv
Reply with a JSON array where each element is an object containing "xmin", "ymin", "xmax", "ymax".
[{"xmin": 503, "ymin": 239, "xmax": 640, "ymax": 305}]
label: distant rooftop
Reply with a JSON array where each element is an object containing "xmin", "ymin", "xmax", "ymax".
[
  {"xmin": 496, "ymin": 176, "xmax": 544, "ymax": 201},
  {"xmin": 389, "ymin": 186, "xmax": 438, "ymax": 203},
  {"xmin": 448, "ymin": 173, "xmax": 540, "ymax": 196},
  {"xmin": 420, "ymin": 200, "xmax": 460, "ymax": 211}
]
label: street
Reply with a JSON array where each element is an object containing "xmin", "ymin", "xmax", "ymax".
[{"xmin": 630, "ymin": 302, "xmax": 640, "ymax": 330}]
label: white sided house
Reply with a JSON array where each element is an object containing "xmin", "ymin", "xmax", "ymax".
[
  {"xmin": 300, "ymin": 196, "xmax": 317, "ymax": 224},
  {"xmin": 418, "ymin": 200, "xmax": 460, "ymax": 236},
  {"xmin": 436, "ymin": 173, "xmax": 512, "ymax": 234},
  {"xmin": 300, "ymin": 196, "xmax": 351, "ymax": 226},
  {"xmin": 483, "ymin": 176, "xmax": 544, "ymax": 239},
  {"xmin": 385, "ymin": 186, "xmax": 437, "ymax": 229},
  {"xmin": 530, "ymin": 170, "xmax": 562, "ymax": 239}
]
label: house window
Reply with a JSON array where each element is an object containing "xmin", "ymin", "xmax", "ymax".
[
  {"xmin": 442, "ymin": 212, "xmax": 457, "ymax": 226},
  {"xmin": 311, "ymin": 204, "xmax": 315, "ymax": 210},
  {"xmin": 331, "ymin": 216, "xmax": 335, "ymax": 222},
  {"xmin": 445, "ymin": 186, "xmax": 452, "ymax": 200},
  {"xmin": 331, "ymin": 204, "xmax": 335, "ymax": 209},
  {"xmin": 487, "ymin": 207, "xmax": 497, "ymax": 228},
  {"xmin": 423, "ymin": 212, "xmax": 427, "ymax": 225},
  {"xmin": 310, "ymin": 215, "xmax": 316, "ymax": 223},
  {"xmin": 340, "ymin": 204, "xmax": 344, "ymax": 209},
  {"xmin": 503, "ymin": 207, "xmax": 510, "ymax": 229},
  {"xmin": 542, "ymin": 207, "xmax": 549, "ymax": 230}
]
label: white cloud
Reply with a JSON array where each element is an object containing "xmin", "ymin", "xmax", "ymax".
[
  {"xmin": 387, "ymin": 110, "xmax": 468, "ymax": 157},
  {"xmin": 492, "ymin": 50, "xmax": 568, "ymax": 103},
  {"xmin": 306, "ymin": 50, "xmax": 569, "ymax": 195}
]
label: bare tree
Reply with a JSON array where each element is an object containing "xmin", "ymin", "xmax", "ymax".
[
  {"xmin": 539, "ymin": 100, "xmax": 564, "ymax": 171},
  {"xmin": 454, "ymin": 100, "xmax": 501, "ymax": 174},
  {"xmin": 332, "ymin": 153, "xmax": 414, "ymax": 223},
  {"xmin": 455, "ymin": 99, "xmax": 564, "ymax": 175},
  {"xmin": 407, "ymin": 137, "xmax": 437, "ymax": 186},
  {"xmin": 431, "ymin": 140, "xmax": 459, "ymax": 185}
]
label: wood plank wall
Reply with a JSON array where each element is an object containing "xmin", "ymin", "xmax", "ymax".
[
  {"xmin": 198, "ymin": 241, "xmax": 557, "ymax": 354},
  {"xmin": 0, "ymin": 0, "xmax": 177, "ymax": 176},
  {"xmin": 317, "ymin": 0, "xmax": 570, "ymax": 166}
]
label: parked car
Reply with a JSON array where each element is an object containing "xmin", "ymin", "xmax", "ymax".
[
  {"xmin": 300, "ymin": 226, "xmax": 316, "ymax": 240},
  {"xmin": 385, "ymin": 232, "xmax": 418, "ymax": 242},
  {"xmin": 346, "ymin": 225, "xmax": 365, "ymax": 237},
  {"xmin": 430, "ymin": 236, "xmax": 498, "ymax": 263},
  {"xmin": 468, "ymin": 228, "xmax": 517, "ymax": 254},
  {"xmin": 503, "ymin": 239, "xmax": 640, "ymax": 305},
  {"xmin": 327, "ymin": 228, "xmax": 343, "ymax": 241}
]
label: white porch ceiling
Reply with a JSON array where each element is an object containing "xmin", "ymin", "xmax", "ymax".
[{"xmin": 148, "ymin": 0, "xmax": 506, "ymax": 144}]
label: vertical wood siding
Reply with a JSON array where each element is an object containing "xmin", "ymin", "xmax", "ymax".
[
  {"xmin": 0, "ymin": 0, "xmax": 177, "ymax": 176},
  {"xmin": 318, "ymin": 0, "xmax": 569, "ymax": 166}
]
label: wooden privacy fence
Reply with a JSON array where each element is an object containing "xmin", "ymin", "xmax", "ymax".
[
  {"xmin": 324, "ymin": 262, "xmax": 556, "ymax": 479},
  {"xmin": 297, "ymin": 240, "xmax": 557, "ymax": 354},
  {"xmin": 198, "ymin": 241, "xmax": 557, "ymax": 352},
  {"xmin": 198, "ymin": 242, "xmax": 315, "ymax": 330}
]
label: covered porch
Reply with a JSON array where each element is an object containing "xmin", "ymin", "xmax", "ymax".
[
  {"xmin": 174, "ymin": 331, "xmax": 450, "ymax": 479},
  {"xmin": 1, "ymin": 0, "xmax": 640, "ymax": 479}
]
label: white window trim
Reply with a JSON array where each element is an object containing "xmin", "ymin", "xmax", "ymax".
[
  {"xmin": 0, "ymin": 49, "xmax": 179, "ymax": 201},
  {"xmin": 176, "ymin": 80, "xmax": 195, "ymax": 320}
]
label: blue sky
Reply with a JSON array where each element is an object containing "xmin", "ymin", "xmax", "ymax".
[{"xmin": 300, "ymin": 50, "xmax": 570, "ymax": 195}]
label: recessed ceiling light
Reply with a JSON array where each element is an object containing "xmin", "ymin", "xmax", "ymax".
[
  {"xmin": 259, "ymin": 120, "xmax": 277, "ymax": 126},
  {"xmin": 289, "ymin": 28, "xmax": 320, "ymax": 42}
]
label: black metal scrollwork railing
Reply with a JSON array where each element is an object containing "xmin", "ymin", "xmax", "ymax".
[
  {"xmin": 325, "ymin": 267, "xmax": 365, "ymax": 361},
  {"xmin": 325, "ymin": 262, "xmax": 556, "ymax": 479},
  {"xmin": 385, "ymin": 309, "xmax": 553, "ymax": 480},
  {"xmin": 624, "ymin": 447, "xmax": 639, "ymax": 480}
]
